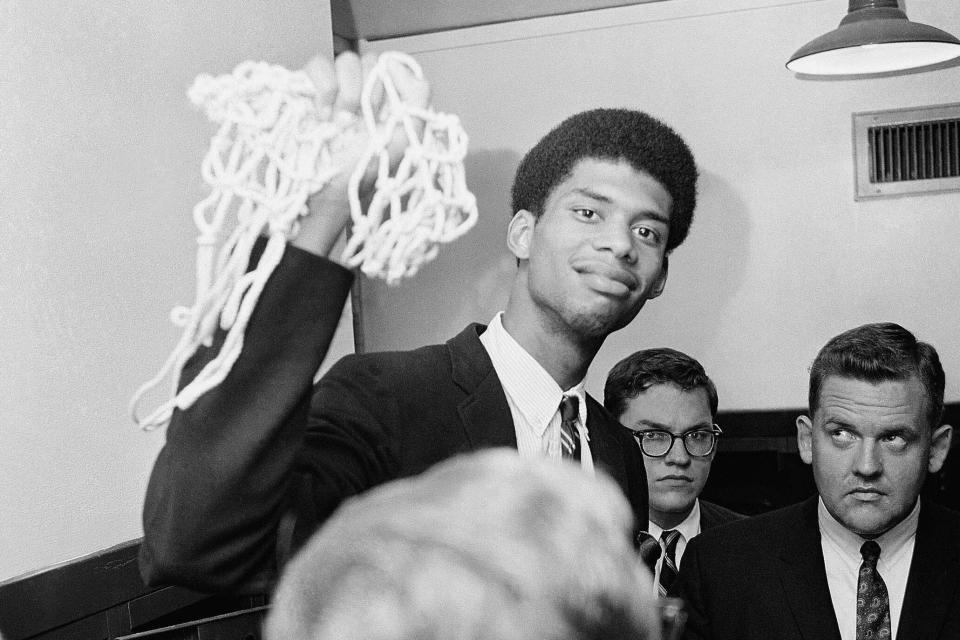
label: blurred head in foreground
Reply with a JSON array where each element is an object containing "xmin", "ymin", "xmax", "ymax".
[{"xmin": 266, "ymin": 449, "xmax": 657, "ymax": 640}]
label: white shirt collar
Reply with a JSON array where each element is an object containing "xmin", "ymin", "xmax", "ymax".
[
  {"xmin": 646, "ymin": 500, "xmax": 701, "ymax": 579},
  {"xmin": 818, "ymin": 496, "xmax": 919, "ymax": 640},
  {"xmin": 818, "ymin": 496, "xmax": 919, "ymax": 563},
  {"xmin": 480, "ymin": 312, "xmax": 587, "ymax": 436},
  {"xmin": 648, "ymin": 499, "xmax": 701, "ymax": 541}
]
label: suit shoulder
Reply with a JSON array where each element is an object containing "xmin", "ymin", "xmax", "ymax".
[
  {"xmin": 586, "ymin": 395, "xmax": 620, "ymax": 425},
  {"xmin": 922, "ymin": 500, "xmax": 960, "ymax": 528},
  {"xmin": 692, "ymin": 500, "xmax": 809, "ymax": 548},
  {"xmin": 325, "ymin": 339, "xmax": 450, "ymax": 378},
  {"xmin": 699, "ymin": 499, "xmax": 747, "ymax": 528},
  {"xmin": 584, "ymin": 396, "xmax": 638, "ymax": 450},
  {"xmin": 330, "ymin": 323, "xmax": 487, "ymax": 375}
]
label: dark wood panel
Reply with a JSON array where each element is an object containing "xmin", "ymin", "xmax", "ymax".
[
  {"xmin": 0, "ymin": 540, "xmax": 155, "ymax": 639},
  {"xmin": 0, "ymin": 539, "xmax": 262, "ymax": 640},
  {"xmin": 706, "ymin": 402, "xmax": 960, "ymax": 515},
  {"xmin": 717, "ymin": 401, "xmax": 960, "ymax": 440},
  {"xmin": 115, "ymin": 606, "xmax": 267, "ymax": 640}
]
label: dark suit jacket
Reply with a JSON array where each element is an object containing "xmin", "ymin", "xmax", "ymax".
[
  {"xmin": 140, "ymin": 244, "xmax": 648, "ymax": 594},
  {"xmin": 677, "ymin": 496, "xmax": 960, "ymax": 640},
  {"xmin": 698, "ymin": 499, "xmax": 744, "ymax": 532}
]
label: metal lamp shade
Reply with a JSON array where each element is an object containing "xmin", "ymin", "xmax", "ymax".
[{"xmin": 786, "ymin": 1, "xmax": 960, "ymax": 75}]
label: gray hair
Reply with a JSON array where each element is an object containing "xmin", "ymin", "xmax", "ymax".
[{"xmin": 266, "ymin": 449, "xmax": 656, "ymax": 640}]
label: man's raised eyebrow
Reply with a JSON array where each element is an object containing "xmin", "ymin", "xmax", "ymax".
[
  {"xmin": 877, "ymin": 425, "xmax": 918, "ymax": 437},
  {"xmin": 822, "ymin": 418, "xmax": 856, "ymax": 431}
]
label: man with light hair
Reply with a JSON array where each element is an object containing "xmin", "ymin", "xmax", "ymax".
[
  {"xmin": 678, "ymin": 323, "xmax": 959, "ymax": 640},
  {"xmin": 266, "ymin": 449, "xmax": 659, "ymax": 640}
]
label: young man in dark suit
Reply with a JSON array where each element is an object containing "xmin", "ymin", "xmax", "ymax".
[
  {"xmin": 140, "ymin": 51, "xmax": 699, "ymax": 594},
  {"xmin": 604, "ymin": 348, "xmax": 743, "ymax": 596},
  {"xmin": 677, "ymin": 323, "xmax": 958, "ymax": 640}
]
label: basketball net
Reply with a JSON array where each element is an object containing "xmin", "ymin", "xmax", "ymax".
[{"xmin": 131, "ymin": 52, "xmax": 477, "ymax": 430}]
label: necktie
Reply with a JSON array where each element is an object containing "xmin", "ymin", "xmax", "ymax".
[
  {"xmin": 559, "ymin": 395, "xmax": 580, "ymax": 461},
  {"xmin": 857, "ymin": 540, "xmax": 891, "ymax": 640},
  {"xmin": 658, "ymin": 529, "xmax": 681, "ymax": 597},
  {"xmin": 636, "ymin": 531, "xmax": 662, "ymax": 576}
]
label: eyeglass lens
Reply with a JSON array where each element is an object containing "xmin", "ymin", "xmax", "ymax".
[{"xmin": 639, "ymin": 430, "xmax": 716, "ymax": 456}]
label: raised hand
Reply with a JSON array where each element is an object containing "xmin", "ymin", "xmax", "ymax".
[{"xmin": 293, "ymin": 51, "xmax": 431, "ymax": 259}]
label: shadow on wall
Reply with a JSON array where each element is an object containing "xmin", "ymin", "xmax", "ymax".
[
  {"xmin": 675, "ymin": 167, "xmax": 751, "ymax": 318},
  {"xmin": 593, "ymin": 167, "xmax": 752, "ymax": 390},
  {"xmin": 358, "ymin": 148, "xmax": 521, "ymax": 352}
]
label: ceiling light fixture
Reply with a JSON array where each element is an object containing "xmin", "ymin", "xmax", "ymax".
[{"xmin": 786, "ymin": 0, "xmax": 960, "ymax": 76}]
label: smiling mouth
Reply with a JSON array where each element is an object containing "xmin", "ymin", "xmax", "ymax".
[{"xmin": 574, "ymin": 263, "xmax": 639, "ymax": 294}]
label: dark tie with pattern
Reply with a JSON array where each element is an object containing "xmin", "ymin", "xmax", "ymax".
[
  {"xmin": 658, "ymin": 529, "xmax": 681, "ymax": 597},
  {"xmin": 559, "ymin": 395, "xmax": 580, "ymax": 461},
  {"xmin": 857, "ymin": 540, "xmax": 892, "ymax": 640}
]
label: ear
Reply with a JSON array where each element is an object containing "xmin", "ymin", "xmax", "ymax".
[
  {"xmin": 649, "ymin": 254, "xmax": 669, "ymax": 299},
  {"xmin": 796, "ymin": 414, "xmax": 814, "ymax": 465},
  {"xmin": 507, "ymin": 209, "xmax": 535, "ymax": 260},
  {"xmin": 928, "ymin": 424, "xmax": 953, "ymax": 474}
]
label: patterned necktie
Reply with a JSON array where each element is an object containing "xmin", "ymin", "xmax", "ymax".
[
  {"xmin": 857, "ymin": 540, "xmax": 891, "ymax": 640},
  {"xmin": 658, "ymin": 529, "xmax": 681, "ymax": 597},
  {"xmin": 559, "ymin": 395, "xmax": 580, "ymax": 461}
]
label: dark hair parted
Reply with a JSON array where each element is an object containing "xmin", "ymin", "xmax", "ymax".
[
  {"xmin": 604, "ymin": 347, "xmax": 718, "ymax": 421},
  {"xmin": 510, "ymin": 108, "xmax": 698, "ymax": 252},
  {"xmin": 809, "ymin": 322, "xmax": 945, "ymax": 430}
]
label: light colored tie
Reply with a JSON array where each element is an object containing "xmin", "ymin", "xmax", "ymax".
[
  {"xmin": 857, "ymin": 540, "xmax": 891, "ymax": 640},
  {"xmin": 658, "ymin": 529, "xmax": 681, "ymax": 597},
  {"xmin": 559, "ymin": 395, "xmax": 580, "ymax": 461}
]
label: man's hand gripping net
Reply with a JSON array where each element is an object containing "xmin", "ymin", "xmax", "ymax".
[{"xmin": 130, "ymin": 52, "xmax": 477, "ymax": 430}]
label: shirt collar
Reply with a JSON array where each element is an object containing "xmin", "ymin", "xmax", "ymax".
[
  {"xmin": 817, "ymin": 495, "xmax": 919, "ymax": 562},
  {"xmin": 648, "ymin": 499, "xmax": 701, "ymax": 541},
  {"xmin": 481, "ymin": 313, "xmax": 587, "ymax": 437}
]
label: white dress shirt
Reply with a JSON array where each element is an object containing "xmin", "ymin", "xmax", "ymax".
[
  {"xmin": 819, "ymin": 496, "xmax": 918, "ymax": 640},
  {"xmin": 647, "ymin": 499, "xmax": 701, "ymax": 584},
  {"xmin": 479, "ymin": 312, "xmax": 594, "ymax": 475}
]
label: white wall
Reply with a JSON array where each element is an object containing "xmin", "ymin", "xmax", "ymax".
[
  {"xmin": 360, "ymin": 0, "xmax": 960, "ymax": 410},
  {"xmin": 0, "ymin": 1, "xmax": 339, "ymax": 581}
]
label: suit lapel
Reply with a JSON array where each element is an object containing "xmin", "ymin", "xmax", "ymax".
[
  {"xmin": 777, "ymin": 498, "xmax": 843, "ymax": 640},
  {"xmin": 700, "ymin": 501, "xmax": 718, "ymax": 530},
  {"xmin": 584, "ymin": 398, "xmax": 628, "ymax": 487},
  {"xmin": 897, "ymin": 502, "xmax": 960, "ymax": 640},
  {"xmin": 447, "ymin": 324, "xmax": 517, "ymax": 449}
]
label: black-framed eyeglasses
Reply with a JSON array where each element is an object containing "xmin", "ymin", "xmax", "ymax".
[{"xmin": 630, "ymin": 425, "xmax": 723, "ymax": 457}]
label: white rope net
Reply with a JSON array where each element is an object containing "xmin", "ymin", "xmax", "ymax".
[{"xmin": 131, "ymin": 52, "xmax": 477, "ymax": 431}]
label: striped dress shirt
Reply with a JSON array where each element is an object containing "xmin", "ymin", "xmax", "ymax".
[{"xmin": 479, "ymin": 313, "xmax": 594, "ymax": 475}]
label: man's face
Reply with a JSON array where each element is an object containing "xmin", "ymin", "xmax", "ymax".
[
  {"xmin": 618, "ymin": 383, "xmax": 715, "ymax": 528},
  {"xmin": 507, "ymin": 158, "xmax": 671, "ymax": 340},
  {"xmin": 796, "ymin": 375, "xmax": 953, "ymax": 538}
]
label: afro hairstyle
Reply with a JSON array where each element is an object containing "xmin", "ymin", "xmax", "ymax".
[{"xmin": 510, "ymin": 108, "xmax": 698, "ymax": 252}]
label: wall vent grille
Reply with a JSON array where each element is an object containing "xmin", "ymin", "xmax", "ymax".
[{"xmin": 853, "ymin": 103, "xmax": 960, "ymax": 200}]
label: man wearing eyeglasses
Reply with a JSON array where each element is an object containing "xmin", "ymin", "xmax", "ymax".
[{"xmin": 604, "ymin": 347, "xmax": 743, "ymax": 596}]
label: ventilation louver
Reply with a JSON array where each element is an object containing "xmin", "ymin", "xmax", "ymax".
[{"xmin": 853, "ymin": 103, "xmax": 960, "ymax": 200}]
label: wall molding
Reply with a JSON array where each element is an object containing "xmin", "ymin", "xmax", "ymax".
[{"xmin": 366, "ymin": 0, "xmax": 828, "ymax": 54}]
